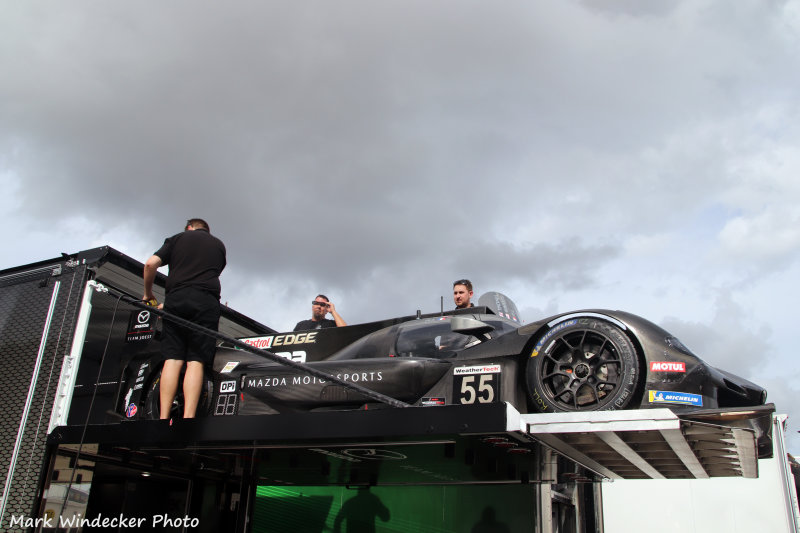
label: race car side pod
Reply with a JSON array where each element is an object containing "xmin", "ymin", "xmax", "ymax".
[{"xmin": 99, "ymin": 284, "xmax": 410, "ymax": 409}]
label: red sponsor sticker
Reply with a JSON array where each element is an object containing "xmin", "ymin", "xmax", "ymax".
[{"xmin": 650, "ymin": 361, "xmax": 686, "ymax": 372}]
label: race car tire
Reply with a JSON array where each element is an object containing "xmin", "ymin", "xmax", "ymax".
[
  {"xmin": 143, "ymin": 364, "xmax": 214, "ymax": 420},
  {"xmin": 525, "ymin": 317, "xmax": 640, "ymax": 412}
]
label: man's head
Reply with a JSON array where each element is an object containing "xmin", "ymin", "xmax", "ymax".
[
  {"xmin": 311, "ymin": 294, "xmax": 330, "ymax": 320},
  {"xmin": 186, "ymin": 218, "xmax": 210, "ymax": 232},
  {"xmin": 453, "ymin": 279, "xmax": 473, "ymax": 309}
]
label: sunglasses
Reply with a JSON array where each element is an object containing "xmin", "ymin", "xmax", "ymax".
[{"xmin": 312, "ymin": 301, "xmax": 329, "ymax": 307}]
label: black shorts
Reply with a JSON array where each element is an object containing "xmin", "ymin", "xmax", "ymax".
[{"xmin": 161, "ymin": 287, "xmax": 221, "ymax": 365}]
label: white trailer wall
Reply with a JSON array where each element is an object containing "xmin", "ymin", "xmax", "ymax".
[{"xmin": 603, "ymin": 415, "xmax": 799, "ymax": 533}]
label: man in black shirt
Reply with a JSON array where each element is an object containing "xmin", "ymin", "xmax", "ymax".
[
  {"xmin": 294, "ymin": 294, "xmax": 347, "ymax": 331},
  {"xmin": 143, "ymin": 218, "xmax": 226, "ymax": 419}
]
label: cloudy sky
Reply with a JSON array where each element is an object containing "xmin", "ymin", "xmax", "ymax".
[{"xmin": 2, "ymin": 1, "xmax": 800, "ymax": 451}]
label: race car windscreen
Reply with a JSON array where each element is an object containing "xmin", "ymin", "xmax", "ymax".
[{"xmin": 394, "ymin": 320, "xmax": 478, "ymax": 358}]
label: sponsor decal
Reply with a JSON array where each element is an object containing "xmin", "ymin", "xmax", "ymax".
[
  {"xmin": 125, "ymin": 310, "xmax": 155, "ymax": 343},
  {"xmin": 532, "ymin": 319, "xmax": 577, "ymax": 357},
  {"xmin": 649, "ymin": 361, "xmax": 686, "ymax": 372},
  {"xmin": 649, "ymin": 390, "xmax": 703, "ymax": 406},
  {"xmin": 220, "ymin": 380, "xmax": 236, "ymax": 393},
  {"xmin": 238, "ymin": 331, "xmax": 318, "ymax": 350},
  {"xmin": 247, "ymin": 371, "xmax": 383, "ymax": 389},
  {"xmin": 420, "ymin": 397, "xmax": 446, "ymax": 406},
  {"xmin": 132, "ymin": 365, "xmax": 148, "ymax": 391},
  {"xmin": 125, "ymin": 403, "xmax": 138, "ymax": 418},
  {"xmin": 453, "ymin": 364, "xmax": 502, "ymax": 375},
  {"xmin": 123, "ymin": 388, "xmax": 133, "ymax": 411},
  {"xmin": 220, "ymin": 362, "xmax": 239, "ymax": 374}
]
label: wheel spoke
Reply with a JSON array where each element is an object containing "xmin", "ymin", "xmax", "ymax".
[
  {"xmin": 544, "ymin": 353, "xmax": 563, "ymax": 365},
  {"xmin": 548, "ymin": 377, "xmax": 573, "ymax": 398},
  {"xmin": 591, "ymin": 338, "xmax": 608, "ymax": 358},
  {"xmin": 542, "ymin": 367, "xmax": 572, "ymax": 380},
  {"xmin": 578, "ymin": 330, "xmax": 589, "ymax": 351},
  {"xmin": 557, "ymin": 335, "xmax": 576, "ymax": 352}
]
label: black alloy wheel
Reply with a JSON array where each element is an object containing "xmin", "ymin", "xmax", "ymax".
[{"xmin": 526, "ymin": 318, "xmax": 640, "ymax": 412}]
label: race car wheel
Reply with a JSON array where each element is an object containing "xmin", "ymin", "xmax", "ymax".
[
  {"xmin": 526, "ymin": 318, "xmax": 639, "ymax": 412},
  {"xmin": 143, "ymin": 364, "xmax": 214, "ymax": 420}
]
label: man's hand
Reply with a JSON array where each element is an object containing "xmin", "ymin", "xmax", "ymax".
[{"xmin": 327, "ymin": 301, "xmax": 347, "ymax": 327}]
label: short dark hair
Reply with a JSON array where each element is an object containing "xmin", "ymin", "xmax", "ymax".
[
  {"xmin": 186, "ymin": 218, "xmax": 210, "ymax": 231},
  {"xmin": 453, "ymin": 279, "xmax": 473, "ymax": 291},
  {"xmin": 315, "ymin": 294, "xmax": 330, "ymax": 302}
]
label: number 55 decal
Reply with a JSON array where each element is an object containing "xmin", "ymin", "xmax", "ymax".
[{"xmin": 455, "ymin": 374, "xmax": 500, "ymax": 404}]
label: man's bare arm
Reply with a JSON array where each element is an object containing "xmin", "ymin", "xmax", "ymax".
[{"xmin": 142, "ymin": 255, "xmax": 163, "ymax": 302}]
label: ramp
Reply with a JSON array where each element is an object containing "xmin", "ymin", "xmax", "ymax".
[{"xmin": 522, "ymin": 407, "xmax": 766, "ymax": 480}]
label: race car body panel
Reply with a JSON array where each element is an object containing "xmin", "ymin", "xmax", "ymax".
[{"xmin": 234, "ymin": 355, "xmax": 452, "ymax": 407}]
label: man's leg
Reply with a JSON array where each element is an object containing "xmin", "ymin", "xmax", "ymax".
[
  {"xmin": 160, "ymin": 359, "xmax": 184, "ymax": 419},
  {"xmin": 182, "ymin": 360, "xmax": 204, "ymax": 418}
]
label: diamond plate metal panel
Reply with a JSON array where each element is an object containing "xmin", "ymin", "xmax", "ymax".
[{"xmin": 0, "ymin": 263, "xmax": 86, "ymax": 529}]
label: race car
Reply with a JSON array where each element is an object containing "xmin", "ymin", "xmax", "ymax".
[{"xmin": 118, "ymin": 293, "xmax": 767, "ymax": 422}]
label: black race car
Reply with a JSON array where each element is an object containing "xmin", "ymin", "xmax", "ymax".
[{"xmin": 119, "ymin": 293, "xmax": 767, "ymax": 422}]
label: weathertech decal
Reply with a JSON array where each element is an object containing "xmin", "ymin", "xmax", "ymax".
[
  {"xmin": 454, "ymin": 364, "xmax": 501, "ymax": 375},
  {"xmin": 650, "ymin": 361, "xmax": 686, "ymax": 372},
  {"xmin": 649, "ymin": 390, "xmax": 702, "ymax": 406}
]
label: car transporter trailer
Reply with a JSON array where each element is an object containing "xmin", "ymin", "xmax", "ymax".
[{"xmin": 0, "ymin": 246, "xmax": 781, "ymax": 533}]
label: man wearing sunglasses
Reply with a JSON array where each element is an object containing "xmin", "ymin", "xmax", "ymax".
[{"xmin": 293, "ymin": 294, "xmax": 347, "ymax": 331}]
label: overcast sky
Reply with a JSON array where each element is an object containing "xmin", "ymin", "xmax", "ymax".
[{"xmin": 2, "ymin": 1, "xmax": 800, "ymax": 452}]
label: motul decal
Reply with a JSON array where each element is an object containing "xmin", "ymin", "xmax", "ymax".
[{"xmin": 650, "ymin": 361, "xmax": 686, "ymax": 372}]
